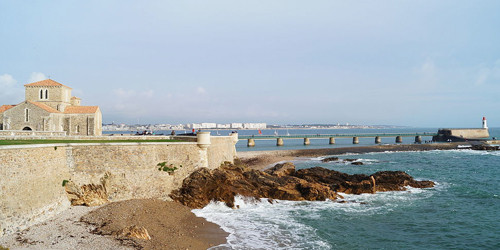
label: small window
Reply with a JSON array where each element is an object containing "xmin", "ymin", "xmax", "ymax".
[
  {"xmin": 45, "ymin": 89, "xmax": 49, "ymax": 99},
  {"xmin": 25, "ymin": 109, "xmax": 29, "ymax": 122},
  {"xmin": 40, "ymin": 89, "xmax": 43, "ymax": 99},
  {"xmin": 76, "ymin": 125, "xmax": 80, "ymax": 133}
]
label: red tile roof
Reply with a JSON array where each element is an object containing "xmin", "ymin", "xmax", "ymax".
[
  {"xmin": 64, "ymin": 106, "xmax": 99, "ymax": 114},
  {"xmin": 0, "ymin": 105, "xmax": 15, "ymax": 113},
  {"xmin": 24, "ymin": 79, "xmax": 72, "ymax": 89},
  {"xmin": 28, "ymin": 101, "xmax": 61, "ymax": 113}
]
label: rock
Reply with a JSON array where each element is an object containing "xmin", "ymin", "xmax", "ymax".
[
  {"xmin": 471, "ymin": 145, "xmax": 500, "ymax": 151},
  {"xmin": 371, "ymin": 171, "xmax": 435, "ymax": 192},
  {"xmin": 351, "ymin": 162, "xmax": 364, "ymax": 165},
  {"xmin": 264, "ymin": 162, "xmax": 295, "ymax": 177},
  {"xmin": 64, "ymin": 181, "xmax": 109, "ymax": 207},
  {"xmin": 321, "ymin": 157, "xmax": 339, "ymax": 163},
  {"xmin": 112, "ymin": 225, "xmax": 151, "ymax": 240},
  {"xmin": 170, "ymin": 162, "xmax": 434, "ymax": 208}
]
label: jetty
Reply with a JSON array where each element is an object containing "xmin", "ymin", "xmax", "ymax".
[{"xmin": 239, "ymin": 132, "xmax": 438, "ymax": 146}]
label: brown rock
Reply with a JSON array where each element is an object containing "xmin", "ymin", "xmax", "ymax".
[
  {"xmin": 264, "ymin": 162, "xmax": 295, "ymax": 177},
  {"xmin": 64, "ymin": 181, "xmax": 109, "ymax": 207},
  {"xmin": 321, "ymin": 157, "xmax": 339, "ymax": 163},
  {"xmin": 170, "ymin": 162, "xmax": 434, "ymax": 209},
  {"xmin": 351, "ymin": 162, "xmax": 364, "ymax": 165}
]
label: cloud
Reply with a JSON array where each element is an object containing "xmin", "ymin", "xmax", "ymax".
[
  {"xmin": 0, "ymin": 74, "xmax": 16, "ymax": 87},
  {"xmin": 475, "ymin": 60, "xmax": 500, "ymax": 86},
  {"xmin": 28, "ymin": 72, "xmax": 47, "ymax": 83},
  {"xmin": 113, "ymin": 88, "xmax": 154, "ymax": 99},
  {"xmin": 0, "ymin": 74, "xmax": 23, "ymax": 103},
  {"xmin": 109, "ymin": 88, "xmax": 156, "ymax": 114},
  {"xmin": 417, "ymin": 59, "xmax": 437, "ymax": 84},
  {"xmin": 196, "ymin": 86, "xmax": 206, "ymax": 94}
]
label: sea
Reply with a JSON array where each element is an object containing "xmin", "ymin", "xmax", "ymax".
[
  {"xmin": 105, "ymin": 127, "xmax": 500, "ymax": 249},
  {"xmin": 192, "ymin": 127, "xmax": 500, "ymax": 249}
]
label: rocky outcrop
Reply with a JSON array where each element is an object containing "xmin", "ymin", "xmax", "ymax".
[
  {"xmin": 63, "ymin": 172, "xmax": 112, "ymax": 207},
  {"xmin": 170, "ymin": 162, "xmax": 434, "ymax": 208},
  {"xmin": 64, "ymin": 181, "xmax": 109, "ymax": 206}
]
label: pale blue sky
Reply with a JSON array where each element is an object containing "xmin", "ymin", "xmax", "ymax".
[{"xmin": 1, "ymin": 0, "xmax": 499, "ymax": 127}]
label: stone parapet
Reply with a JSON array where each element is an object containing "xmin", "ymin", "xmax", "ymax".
[{"xmin": 0, "ymin": 136, "xmax": 236, "ymax": 237}]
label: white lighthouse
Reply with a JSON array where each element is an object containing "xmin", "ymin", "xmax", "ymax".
[{"xmin": 482, "ymin": 117, "xmax": 488, "ymax": 129}]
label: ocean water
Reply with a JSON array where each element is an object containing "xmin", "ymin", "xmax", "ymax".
[{"xmin": 193, "ymin": 139, "xmax": 500, "ymax": 249}]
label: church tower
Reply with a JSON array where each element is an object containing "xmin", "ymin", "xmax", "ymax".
[{"xmin": 24, "ymin": 79, "xmax": 72, "ymax": 112}]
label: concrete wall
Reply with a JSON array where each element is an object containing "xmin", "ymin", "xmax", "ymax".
[
  {"xmin": 0, "ymin": 135, "xmax": 236, "ymax": 237},
  {"xmin": 437, "ymin": 128, "xmax": 489, "ymax": 139}
]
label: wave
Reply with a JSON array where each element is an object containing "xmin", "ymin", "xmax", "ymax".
[{"xmin": 194, "ymin": 185, "xmax": 437, "ymax": 249}]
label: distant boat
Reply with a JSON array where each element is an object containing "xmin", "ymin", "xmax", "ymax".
[
  {"xmin": 274, "ymin": 130, "xmax": 278, "ymax": 136},
  {"xmin": 286, "ymin": 129, "xmax": 290, "ymax": 136}
]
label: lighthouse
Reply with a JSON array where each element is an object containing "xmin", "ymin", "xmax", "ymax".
[{"xmin": 482, "ymin": 117, "xmax": 488, "ymax": 129}]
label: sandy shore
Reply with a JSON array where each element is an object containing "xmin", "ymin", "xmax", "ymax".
[
  {"xmin": 0, "ymin": 199, "xmax": 227, "ymax": 250},
  {"xmin": 238, "ymin": 143, "xmax": 463, "ymax": 170}
]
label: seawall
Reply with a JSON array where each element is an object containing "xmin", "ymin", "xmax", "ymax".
[
  {"xmin": 433, "ymin": 128, "xmax": 489, "ymax": 141},
  {"xmin": 0, "ymin": 135, "xmax": 237, "ymax": 237}
]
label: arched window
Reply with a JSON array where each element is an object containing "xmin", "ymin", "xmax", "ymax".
[
  {"xmin": 25, "ymin": 109, "xmax": 29, "ymax": 122},
  {"xmin": 76, "ymin": 125, "xmax": 80, "ymax": 133},
  {"xmin": 45, "ymin": 89, "xmax": 49, "ymax": 99},
  {"xmin": 40, "ymin": 89, "xmax": 43, "ymax": 99}
]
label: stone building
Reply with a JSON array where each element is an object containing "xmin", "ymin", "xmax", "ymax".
[{"xmin": 0, "ymin": 79, "xmax": 102, "ymax": 136}]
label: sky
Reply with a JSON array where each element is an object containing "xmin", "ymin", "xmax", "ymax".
[{"xmin": 1, "ymin": 0, "xmax": 499, "ymax": 127}]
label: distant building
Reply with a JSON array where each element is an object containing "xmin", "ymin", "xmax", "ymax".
[
  {"xmin": 217, "ymin": 123, "xmax": 231, "ymax": 129},
  {"xmin": 0, "ymin": 79, "xmax": 102, "ymax": 136},
  {"xmin": 243, "ymin": 123, "xmax": 267, "ymax": 129},
  {"xmin": 231, "ymin": 123, "xmax": 243, "ymax": 129}
]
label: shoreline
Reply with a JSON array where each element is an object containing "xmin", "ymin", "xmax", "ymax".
[
  {"xmin": 0, "ymin": 142, "xmax": 466, "ymax": 249},
  {"xmin": 238, "ymin": 142, "xmax": 464, "ymax": 170},
  {"xmin": 0, "ymin": 199, "xmax": 227, "ymax": 250}
]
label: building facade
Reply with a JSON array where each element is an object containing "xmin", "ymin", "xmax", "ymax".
[{"xmin": 0, "ymin": 79, "xmax": 102, "ymax": 136}]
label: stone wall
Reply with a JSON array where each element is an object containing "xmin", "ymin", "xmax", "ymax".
[
  {"xmin": 0, "ymin": 145, "xmax": 71, "ymax": 237},
  {"xmin": 0, "ymin": 135, "xmax": 236, "ymax": 237}
]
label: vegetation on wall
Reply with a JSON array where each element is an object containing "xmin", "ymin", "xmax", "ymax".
[{"xmin": 157, "ymin": 162, "xmax": 182, "ymax": 174}]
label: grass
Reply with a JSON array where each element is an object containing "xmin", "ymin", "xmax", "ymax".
[{"xmin": 0, "ymin": 139, "xmax": 180, "ymax": 146}]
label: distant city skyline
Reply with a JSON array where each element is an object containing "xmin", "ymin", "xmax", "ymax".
[{"xmin": 1, "ymin": 1, "xmax": 499, "ymax": 128}]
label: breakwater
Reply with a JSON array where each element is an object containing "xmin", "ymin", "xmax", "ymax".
[{"xmin": 0, "ymin": 134, "xmax": 237, "ymax": 237}]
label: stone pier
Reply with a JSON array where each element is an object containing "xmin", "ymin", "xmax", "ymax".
[
  {"xmin": 277, "ymin": 138, "xmax": 284, "ymax": 146},
  {"xmin": 415, "ymin": 136, "xmax": 422, "ymax": 143},
  {"xmin": 353, "ymin": 137, "xmax": 359, "ymax": 144},
  {"xmin": 329, "ymin": 137, "xmax": 335, "ymax": 144},
  {"xmin": 396, "ymin": 136, "xmax": 403, "ymax": 143},
  {"xmin": 247, "ymin": 139, "xmax": 255, "ymax": 147},
  {"xmin": 375, "ymin": 136, "xmax": 381, "ymax": 144},
  {"xmin": 304, "ymin": 138, "xmax": 310, "ymax": 145}
]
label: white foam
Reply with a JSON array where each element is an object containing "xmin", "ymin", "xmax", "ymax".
[{"xmin": 195, "ymin": 186, "xmax": 437, "ymax": 249}]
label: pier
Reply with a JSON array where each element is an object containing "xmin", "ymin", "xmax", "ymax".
[{"xmin": 239, "ymin": 132, "xmax": 437, "ymax": 147}]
